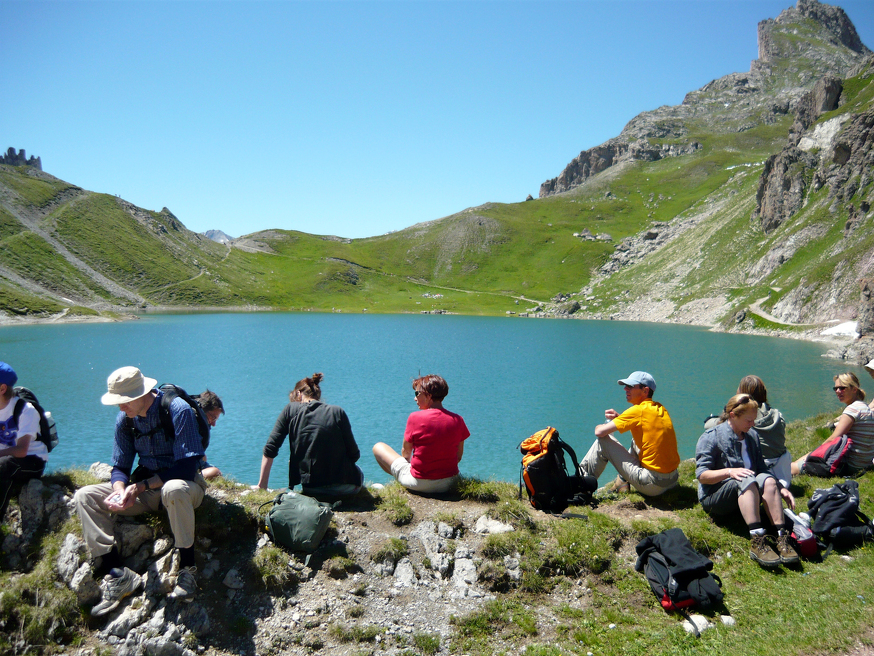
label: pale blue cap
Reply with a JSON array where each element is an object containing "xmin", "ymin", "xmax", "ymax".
[{"xmin": 618, "ymin": 371, "xmax": 656, "ymax": 392}]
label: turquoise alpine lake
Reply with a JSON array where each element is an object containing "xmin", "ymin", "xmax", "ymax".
[{"xmin": 0, "ymin": 312, "xmax": 863, "ymax": 488}]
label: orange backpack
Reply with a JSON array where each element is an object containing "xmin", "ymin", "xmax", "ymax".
[{"xmin": 519, "ymin": 427, "xmax": 596, "ymax": 513}]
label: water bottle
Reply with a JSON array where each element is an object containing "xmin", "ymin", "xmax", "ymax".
[{"xmin": 784, "ymin": 508, "xmax": 809, "ymax": 529}]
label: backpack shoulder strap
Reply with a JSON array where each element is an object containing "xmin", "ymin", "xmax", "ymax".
[
  {"xmin": 124, "ymin": 413, "xmax": 163, "ymax": 440},
  {"xmin": 556, "ymin": 436, "xmax": 581, "ymax": 472},
  {"xmin": 157, "ymin": 388, "xmax": 178, "ymax": 442},
  {"xmin": 12, "ymin": 397, "xmax": 25, "ymax": 424},
  {"xmin": 11, "ymin": 395, "xmax": 50, "ymax": 446}
]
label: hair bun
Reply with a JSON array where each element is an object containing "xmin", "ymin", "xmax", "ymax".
[{"xmin": 312, "ymin": 372, "xmax": 324, "ymax": 385}]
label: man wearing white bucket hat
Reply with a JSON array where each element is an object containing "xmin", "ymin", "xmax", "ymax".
[{"xmin": 74, "ymin": 366, "xmax": 206, "ymax": 616}]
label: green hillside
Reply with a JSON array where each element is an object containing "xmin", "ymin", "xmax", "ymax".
[{"xmin": 1, "ymin": 2, "xmax": 872, "ymax": 326}]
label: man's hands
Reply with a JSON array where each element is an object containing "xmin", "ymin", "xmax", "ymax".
[{"xmin": 104, "ymin": 482, "xmax": 141, "ymax": 511}]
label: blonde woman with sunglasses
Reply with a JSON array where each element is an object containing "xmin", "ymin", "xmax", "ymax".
[{"xmin": 791, "ymin": 372, "xmax": 874, "ymax": 477}]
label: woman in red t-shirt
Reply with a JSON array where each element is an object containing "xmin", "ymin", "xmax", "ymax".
[{"xmin": 373, "ymin": 374, "xmax": 470, "ymax": 494}]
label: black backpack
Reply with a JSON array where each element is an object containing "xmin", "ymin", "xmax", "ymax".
[
  {"xmin": 124, "ymin": 383, "xmax": 211, "ymax": 449},
  {"xmin": 807, "ymin": 480, "xmax": 874, "ymax": 556},
  {"xmin": 12, "ymin": 386, "xmax": 59, "ymax": 452},
  {"xmin": 635, "ymin": 528, "xmax": 723, "ymax": 636},
  {"xmin": 519, "ymin": 427, "xmax": 597, "ymax": 513}
]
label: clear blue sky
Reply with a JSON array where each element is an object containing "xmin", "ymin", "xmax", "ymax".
[{"xmin": 3, "ymin": 1, "xmax": 873, "ymax": 239}]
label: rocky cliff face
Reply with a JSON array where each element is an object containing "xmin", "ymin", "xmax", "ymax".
[
  {"xmin": 753, "ymin": 54, "xmax": 874, "ymax": 232},
  {"xmin": 540, "ymin": 0, "xmax": 869, "ymax": 199},
  {"xmin": 539, "ymin": 140, "xmax": 701, "ymax": 197}
]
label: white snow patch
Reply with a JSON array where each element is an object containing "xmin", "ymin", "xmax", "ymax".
[
  {"xmin": 821, "ymin": 321, "xmax": 859, "ymax": 338},
  {"xmin": 798, "ymin": 116, "xmax": 849, "ymax": 152}
]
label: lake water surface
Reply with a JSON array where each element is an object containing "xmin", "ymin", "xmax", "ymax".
[{"xmin": 0, "ymin": 313, "xmax": 863, "ymax": 487}]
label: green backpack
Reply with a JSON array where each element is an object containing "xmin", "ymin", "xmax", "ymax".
[{"xmin": 261, "ymin": 492, "xmax": 334, "ymax": 554}]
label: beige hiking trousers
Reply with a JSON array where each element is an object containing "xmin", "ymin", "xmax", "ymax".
[
  {"xmin": 579, "ymin": 435, "xmax": 678, "ymax": 496},
  {"xmin": 74, "ymin": 477, "xmax": 206, "ymax": 558}
]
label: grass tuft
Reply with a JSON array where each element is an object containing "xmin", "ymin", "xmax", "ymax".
[
  {"xmin": 330, "ymin": 623, "xmax": 381, "ymax": 643},
  {"xmin": 325, "ymin": 556, "xmax": 360, "ymax": 579},
  {"xmin": 373, "ymin": 483, "xmax": 414, "ymax": 526},
  {"xmin": 372, "ymin": 537, "xmax": 409, "ymax": 564},
  {"xmin": 252, "ymin": 544, "xmax": 298, "ymax": 589},
  {"xmin": 456, "ymin": 477, "xmax": 516, "ymax": 502},
  {"xmin": 412, "ymin": 632, "xmax": 441, "ymax": 654}
]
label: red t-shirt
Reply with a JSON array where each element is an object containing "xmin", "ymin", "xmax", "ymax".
[{"xmin": 404, "ymin": 408, "xmax": 470, "ymax": 480}]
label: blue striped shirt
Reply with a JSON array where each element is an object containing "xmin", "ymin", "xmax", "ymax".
[{"xmin": 111, "ymin": 390, "xmax": 204, "ymax": 484}]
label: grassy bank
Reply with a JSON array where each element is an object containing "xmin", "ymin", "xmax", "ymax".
[{"xmin": 2, "ymin": 412, "xmax": 872, "ymax": 656}]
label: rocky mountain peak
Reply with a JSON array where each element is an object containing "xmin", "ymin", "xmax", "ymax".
[
  {"xmin": 758, "ymin": 0, "xmax": 869, "ymax": 69},
  {"xmin": 204, "ymin": 229, "xmax": 233, "ymax": 244},
  {"xmin": 540, "ymin": 1, "xmax": 870, "ymax": 199}
]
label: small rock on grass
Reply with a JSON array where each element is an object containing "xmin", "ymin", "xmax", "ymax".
[
  {"xmin": 474, "ymin": 516, "xmax": 513, "ymax": 535},
  {"xmin": 683, "ymin": 614, "xmax": 713, "ymax": 634}
]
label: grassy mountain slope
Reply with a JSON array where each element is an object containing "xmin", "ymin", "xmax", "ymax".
[
  {"xmin": 588, "ymin": 62, "xmax": 874, "ymax": 330},
  {"xmin": 1, "ymin": 1, "xmax": 871, "ymax": 325}
]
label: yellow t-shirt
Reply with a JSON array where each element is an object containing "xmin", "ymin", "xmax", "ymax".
[{"xmin": 612, "ymin": 398, "xmax": 680, "ymax": 473}]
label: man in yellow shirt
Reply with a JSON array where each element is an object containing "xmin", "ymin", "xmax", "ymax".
[{"xmin": 579, "ymin": 371, "xmax": 680, "ymax": 495}]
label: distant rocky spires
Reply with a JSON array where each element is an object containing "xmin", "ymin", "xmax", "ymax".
[{"xmin": 2, "ymin": 147, "xmax": 42, "ymax": 170}]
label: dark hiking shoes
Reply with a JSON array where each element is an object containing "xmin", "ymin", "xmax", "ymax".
[
  {"xmin": 776, "ymin": 533, "xmax": 800, "ymax": 565},
  {"xmin": 168, "ymin": 566, "xmax": 197, "ymax": 603},
  {"xmin": 749, "ymin": 534, "xmax": 781, "ymax": 568},
  {"xmin": 91, "ymin": 567, "xmax": 143, "ymax": 617}
]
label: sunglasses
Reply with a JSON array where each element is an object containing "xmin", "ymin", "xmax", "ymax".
[
  {"xmin": 414, "ymin": 390, "xmax": 422, "ymax": 397},
  {"xmin": 834, "ymin": 386, "xmax": 849, "ymax": 391},
  {"xmin": 623, "ymin": 384, "xmax": 643, "ymax": 390}
]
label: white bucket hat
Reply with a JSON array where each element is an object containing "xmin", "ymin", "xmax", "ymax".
[{"xmin": 101, "ymin": 366, "xmax": 157, "ymax": 405}]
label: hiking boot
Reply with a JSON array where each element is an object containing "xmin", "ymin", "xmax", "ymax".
[
  {"xmin": 90, "ymin": 567, "xmax": 142, "ymax": 617},
  {"xmin": 749, "ymin": 534, "xmax": 781, "ymax": 568},
  {"xmin": 607, "ymin": 475, "xmax": 631, "ymax": 493},
  {"xmin": 168, "ymin": 566, "xmax": 197, "ymax": 603},
  {"xmin": 776, "ymin": 533, "xmax": 800, "ymax": 565}
]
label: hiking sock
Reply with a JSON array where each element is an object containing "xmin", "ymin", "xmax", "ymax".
[
  {"xmin": 94, "ymin": 546, "xmax": 123, "ymax": 578},
  {"xmin": 748, "ymin": 522, "xmax": 766, "ymax": 537},
  {"xmin": 179, "ymin": 546, "xmax": 195, "ymax": 569}
]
